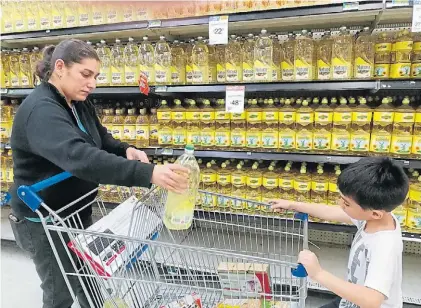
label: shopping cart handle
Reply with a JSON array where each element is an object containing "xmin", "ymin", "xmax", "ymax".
[
  {"xmin": 18, "ymin": 172, "xmax": 73, "ymax": 212},
  {"xmin": 291, "ymin": 263, "xmax": 308, "ymax": 278}
]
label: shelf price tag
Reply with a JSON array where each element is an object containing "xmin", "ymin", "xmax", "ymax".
[
  {"xmin": 209, "ymin": 15, "xmax": 228, "ymax": 45},
  {"xmin": 342, "ymin": 1, "xmax": 359, "ymax": 11},
  {"xmin": 412, "ymin": 0, "xmax": 421, "ymax": 33},
  {"xmin": 160, "ymin": 148, "xmax": 174, "ymax": 156},
  {"xmin": 148, "ymin": 20, "xmax": 162, "ymax": 28},
  {"xmin": 389, "ymin": 0, "xmax": 410, "ymax": 7},
  {"xmin": 154, "ymin": 86, "xmax": 167, "ymax": 93},
  {"xmin": 225, "ymin": 86, "xmax": 245, "ymax": 113},
  {"xmin": 0, "ymin": 88, "xmax": 7, "ymax": 94}
]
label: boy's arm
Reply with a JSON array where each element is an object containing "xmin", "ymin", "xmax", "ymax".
[{"xmin": 271, "ymin": 200, "xmax": 352, "ymax": 224}]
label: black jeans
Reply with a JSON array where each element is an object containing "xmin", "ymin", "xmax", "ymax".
[
  {"xmin": 9, "ymin": 213, "xmax": 101, "ymax": 308},
  {"xmin": 320, "ymin": 297, "xmax": 342, "ymax": 308}
]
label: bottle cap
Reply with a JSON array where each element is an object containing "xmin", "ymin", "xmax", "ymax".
[{"xmin": 185, "ymin": 144, "xmax": 194, "ymax": 151}]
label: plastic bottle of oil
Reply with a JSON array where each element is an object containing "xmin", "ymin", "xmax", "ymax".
[
  {"xmin": 185, "ymin": 38, "xmax": 195, "ymax": 84},
  {"xmin": 312, "ymin": 97, "xmax": 333, "ymax": 153},
  {"xmin": 412, "ymin": 106, "xmax": 421, "ymax": 159},
  {"xmin": 213, "ymin": 44, "xmax": 226, "ymax": 83},
  {"xmin": 331, "ymin": 97, "xmax": 352, "ymax": 153},
  {"xmin": 374, "ymin": 32, "xmax": 392, "ymax": 79},
  {"xmin": 186, "ymin": 99, "xmax": 201, "ymax": 149},
  {"xmin": 242, "ymin": 33, "xmax": 255, "ymax": 82},
  {"xmin": 123, "ymin": 37, "xmax": 139, "ymax": 86},
  {"xmin": 246, "ymin": 163, "xmax": 263, "ymax": 214},
  {"xmin": 295, "ymin": 100, "xmax": 314, "ymax": 152},
  {"xmin": 261, "ymin": 98, "xmax": 279, "ymax": 151},
  {"xmin": 111, "ymin": 39, "xmax": 125, "ymax": 86},
  {"xmin": 155, "ymin": 36, "xmax": 172, "ymax": 85},
  {"xmin": 271, "ymin": 34, "xmax": 281, "ymax": 82},
  {"xmin": 192, "ymin": 36, "xmax": 209, "ymax": 84},
  {"xmin": 262, "ymin": 165, "xmax": 279, "ymax": 214},
  {"xmin": 370, "ymin": 97, "xmax": 395, "ymax": 155},
  {"xmin": 390, "ymin": 30, "xmax": 413, "ymax": 79},
  {"xmin": 139, "ymin": 36, "xmax": 155, "ymax": 85},
  {"xmin": 207, "ymin": 42, "xmax": 217, "ymax": 83},
  {"xmin": 163, "ymin": 145, "xmax": 201, "ymax": 230},
  {"xmin": 391, "ymin": 97, "xmax": 415, "ymax": 157},
  {"xmin": 278, "ymin": 99, "xmax": 296, "ymax": 152},
  {"xmin": 407, "ymin": 175, "xmax": 421, "ymax": 232},
  {"xmin": 294, "ymin": 164, "xmax": 311, "ymax": 203},
  {"xmin": 112, "ymin": 108, "xmax": 125, "ymax": 141},
  {"xmin": 312, "ymin": 166, "xmax": 328, "ymax": 204},
  {"xmin": 281, "ymin": 33, "xmax": 295, "ymax": 81},
  {"xmin": 225, "ymin": 35, "xmax": 243, "ymax": 83},
  {"xmin": 411, "ymin": 33, "xmax": 421, "ymax": 78},
  {"xmin": 91, "ymin": 1, "xmax": 105, "ymax": 25},
  {"xmin": 279, "ymin": 162, "xmax": 294, "ymax": 200},
  {"xmin": 200, "ymin": 99, "xmax": 215, "ymax": 150},
  {"xmin": 246, "ymin": 99, "xmax": 262, "ymax": 150},
  {"xmin": 0, "ymin": 100, "xmax": 12, "ymax": 144},
  {"xmin": 350, "ymin": 97, "xmax": 372, "ymax": 155},
  {"xmin": 328, "ymin": 168, "xmax": 341, "ymax": 206},
  {"xmin": 254, "ymin": 29, "xmax": 273, "ymax": 82},
  {"xmin": 172, "ymin": 99, "xmax": 187, "ymax": 148},
  {"xmin": 96, "ymin": 40, "xmax": 111, "ymax": 87},
  {"xmin": 134, "ymin": 108, "xmax": 149, "ymax": 148},
  {"xmin": 316, "ymin": 30, "xmax": 333, "ymax": 80},
  {"xmin": 217, "ymin": 162, "xmax": 232, "ymax": 211},
  {"xmin": 158, "ymin": 100, "xmax": 173, "ymax": 147},
  {"xmin": 9, "ymin": 49, "xmax": 21, "ymax": 88},
  {"xmin": 215, "ymin": 99, "xmax": 231, "ymax": 150},
  {"xmin": 332, "ymin": 26, "xmax": 354, "ymax": 80},
  {"xmin": 1, "ymin": 50, "xmax": 11, "ymax": 89},
  {"xmin": 230, "ymin": 105, "xmax": 247, "ymax": 150},
  {"xmin": 148, "ymin": 108, "xmax": 159, "ymax": 147},
  {"xmin": 26, "ymin": 0, "xmax": 40, "ymax": 31},
  {"xmin": 101, "ymin": 108, "xmax": 113, "ymax": 136},
  {"xmin": 38, "ymin": 0, "xmax": 52, "ymax": 30},
  {"xmin": 18, "ymin": 48, "xmax": 32, "ymax": 88},
  {"xmin": 230, "ymin": 164, "xmax": 247, "ymax": 212},
  {"xmin": 5, "ymin": 150, "xmax": 14, "ymax": 185},
  {"xmin": 123, "ymin": 107, "xmax": 137, "ymax": 145},
  {"xmin": 353, "ymin": 27, "xmax": 375, "ymax": 79},
  {"xmin": 201, "ymin": 162, "xmax": 217, "ymax": 211},
  {"xmin": 295, "ymin": 29, "xmax": 315, "ymax": 81}
]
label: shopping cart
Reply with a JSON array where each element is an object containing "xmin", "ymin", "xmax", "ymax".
[{"xmin": 17, "ymin": 171, "xmax": 308, "ymax": 308}]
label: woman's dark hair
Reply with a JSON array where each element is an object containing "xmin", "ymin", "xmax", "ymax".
[{"xmin": 36, "ymin": 39, "xmax": 99, "ymax": 81}]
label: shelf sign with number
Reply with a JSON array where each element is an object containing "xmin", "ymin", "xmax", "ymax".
[
  {"xmin": 209, "ymin": 15, "xmax": 228, "ymax": 45},
  {"xmin": 225, "ymin": 86, "xmax": 245, "ymax": 113},
  {"xmin": 342, "ymin": 1, "xmax": 359, "ymax": 11},
  {"xmin": 0, "ymin": 89, "xmax": 7, "ymax": 94},
  {"xmin": 413, "ymin": 0, "xmax": 421, "ymax": 32}
]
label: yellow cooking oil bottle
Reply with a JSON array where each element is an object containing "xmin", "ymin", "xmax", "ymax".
[
  {"xmin": 246, "ymin": 99, "xmax": 262, "ymax": 150},
  {"xmin": 327, "ymin": 167, "xmax": 341, "ymax": 206},
  {"xmin": 149, "ymin": 108, "xmax": 159, "ymax": 147},
  {"xmin": 77, "ymin": 0, "xmax": 91, "ymax": 27},
  {"xmin": 200, "ymin": 99, "xmax": 215, "ymax": 150},
  {"xmin": 313, "ymin": 97, "xmax": 333, "ymax": 153},
  {"xmin": 38, "ymin": 0, "xmax": 52, "ymax": 30},
  {"xmin": 201, "ymin": 162, "xmax": 217, "ymax": 211},
  {"xmin": 139, "ymin": 36, "xmax": 155, "ymax": 85},
  {"xmin": 230, "ymin": 105, "xmax": 247, "ymax": 150},
  {"xmin": 225, "ymin": 35, "xmax": 243, "ymax": 83},
  {"xmin": 254, "ymin": 29, "xmax": 273, "ymax": 82},
  {"xmin": 311, "ymin": 165, "xmax": 329, "ymax": 222},
  {"xmin": 19, "ymin": 48, "xmax": 32, "ymax": 88},
  {"xmin": 217, "ymin": 163, "xmax": 232, "ymax": 211},
  {"xmin": 186, "ymin": 99, "xmax": 201, "ymax": 149},
  {"xmin": 51, "ymin": 0, "xmax": 65, "ymax": 29},
  {"xmin": 412, "ymin": 106, "xmax": 421, "ymax": 159},
  {"xmin": 185, "ymin": 38, "xmax": 195, "ymax": 85},
  {"xmin": 246, "ymin": 163, "xmax": 263, "ymax": 214},
  {"xmin": 171, "ymin": 99, "xmax": 187, "ymax": 148},
  {"xmin": 316, "ymin": 30, "xmax": 333, "ymax": 80},
  {"xmin": 278, "ymin": 99, "xmax": 296, "ymax": 152},
  {"xmin": 101, "ymin": 108, "xmax": 113, "ymax": 136},
  {"xmin": 370, "ymin": 97, "xmax": 394, "ymax": 155},
  {"xmin": 295, "ymin": 100, "xmax": 314, "ymax": 152},
  {"xmin": 215, "ymin": 99, "xmax": 231, "ymax": 150},
  {"xmin": 170, "ymin": 40, "xmax": 186, "ymax": 85},
  {"xmin": 134, "ymin": 108, "xmax": 149, "ymax": 148},
  {"xmin": 123, "ymin": 38, "xmax": 139, "ymax": 86},
  {"xmin": 350, "ymin": 97, "xmax": 372, "ymax": 155},
  {"xmin": 192, "ymin": 36, "xmax": 209, "ymax": 84},
  {"xmin": 64, "ymin": 1, "xmax": 79, "ymax": 28},
  {"xmin": 261, "ymin": 165, "xmax": 279, "ymax": 215},
  {"xmin": 294, "ymin": 164, "xmax": 312, "ymax": 203},
  {"xmin": 0, "ymin": 100, "xmax": 12, "ymax": 144},
  {"xmin": 123, "ymin": 107, "xmax": 137, "ymax": 145},
  {"xmin": 91, "ymin": 1, "xmax": 105, "ymax": 25},
  {"xmin": 390, "ymin": 29, "xmax": 413, "ymax": 79},
  {"xmin": 157, "ymin": 100, "xmax": 173, "ymax": 147},
  {"xmin": 242, "ymin": 33, "xmax": 255, "ymax": 82},
  {"xmin": 281, "ymin": 33, "xmax": 295, "ymax": 81},
  {"xmin": 112, "ymin": 107, "xmax": 125, "ymax": 141},
  {"xmin": 26, "ymin": 0, "xmax": 40, "ymax": 31},
  {"xmin": 261, "ymin": 98, "xmax": 279, "ymax": 151},
  {"xmin": 1, "ymin": 50, "xmax": 11, "ymax": 89},
  {"xmin": 231, "ymin": 164, "xmax": 247, "ymax": 212},
  {"xmin": 391, "ymin": 97, "xmax": 415, "ymax": 157},
  {"xmin": 374, "ymin": 32, "xmax": 392, "ymax": 79},
  {"xmin": 271, "ymin": 34, "xmax": 281, "ymax": 81},
  {"xmin": 208, "ymin": 43, "xmax": 217, "ymax": 83},
  {"xmin": 214, "ymin": 44, "xmax": 226, "ymax": 83},
  {"xmin": 96, "ymin": 40, "xmax": 111, "ymax": 87},
  {"xmin": 9, "ymin": 49, "xmax": 21, "ymax": 88},
  {"xmin": 411, "ymin": 33, "xmax": 421, "ymax": 78},
  {"xmin": 110, "ymin": 39, "xmax": 125, "ymax": 86},
  {"xmin": 331, "ymin": 97, "xmax": 352, "ymax": 153},
  {"xmin": 354, "ymin": 27, "xmax": 375, "ymax": 79},
  {"xmin": 155, "ymin": 36, "xmax": 172, "ymax": 85},
  {"xmin": 331, "ymin": 26, "xmax": 354, "ymax": 80},
  {"xmin": 407, "ymin": 174, "xmax": 421, "ymax": 232},
  {"xmin": 279, "ymin": 162, "xmax": 294, "ymax": 201},
  {"xmin": 294, "ymin": 29, "xmax": 315, "ymax": 81}
]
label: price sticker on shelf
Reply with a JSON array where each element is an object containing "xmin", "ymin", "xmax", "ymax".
[
  {"xmin": 209, "ymin": 15, "xmax": 228, "ymax": 45},
  {"xmin": 225, "ymin": 86, "xmax": 245, "ymax": 113},
  {"xmin": 0, "ymin": 88, "xmax": 7, "ymax": 94},
  {"xmin": 412, "ymin": 1, "xmax": 421, "ymax": 32},
  {"xmin": 342, "ymin": 1, "xmax": 359, "ymax": 11}
]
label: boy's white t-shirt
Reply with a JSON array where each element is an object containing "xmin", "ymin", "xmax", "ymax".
[{"xmin": 339, "ymin": 214, "xmax": 403, "ymax": 308}]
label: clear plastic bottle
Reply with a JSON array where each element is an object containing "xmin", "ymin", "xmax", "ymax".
[
  {"xmin": 19, "ymin": 47, "xmax": 32, "ymax": 88},
  {"xmin": 374, "ymin": 32, "xmax": 392, "ymax": 79},
  {"xmin": 101, "ymin": 108, "xmax": 113, "ymax": 136},
  {"xmin": 281, "ymin": 33, "xmax": 295, "ymax": 81},
  {"xmin": 316, "ymin": 30, "xmax": 333, "ymax": 80},
  {"xmin": 246, "ymin": 163, "xmax": 263, "ymax": 214},
  {"xmin": 172, "ymin": 99, "xmax": 187, "ymax": 148},
  {"xmin": 254, "ymin": 29, "xmax": 273, "ymax": 82},
  {"xmin": 164, "ymin": 145, "xmax": 201, "ymax": 230},
  {"xmin": 123, "ymin": 107, "xmax": 137, "ymax": 145},
  {"xmin": 262, "ymin": 165, "xmax": 279, "ymax": 214},
  {"xmin": 242, "ymin": 33, "xmax": 255, "ymax": 82},
  {"xmin": 328, "ymin": 168, "xmax": 341, "ymax": 206},
  {"xmin": 261, "ymin": 98, "xmax": 279, "ymax": 151},
  {"xmin": 331, "ymin": 97, "xmax": 352, "ymax": 153},
  {"xmin": 271, "ymin": 34, "xmax": 281, "ymax": 82},
  {"xmin": 135, "ymin": 108, "xmax": 149, "ymax": 148},
  {"xmin": 96, "ymin": 40, "xmax": 112, "ymax": 87},
  {"xmin": 350, "ymin": 97, "xmax": 372, "ymax": 155},
  {"xmin": 9, "ymin": 49, "xmax": 21, "ymax": 88},
  {"xmin": 246, "ymin": 99, "xmax": 262, "ymax": 150},
  {"xmin": 139, "ymin": 36, "xmax": 155, "ymax": 85},
  {"xmin": 370, "ymin": 97, "xmax": 395, "ymax": 155},
  {"xmin": 0, "ymin": 100, "xmax": 12, "ymax": 145},
  {"xmin": 217, "ymin": 163, "xmax": 232, "ymax": 211},
  {"xmin": 1, "ymin": 50, "xmax": 11, "ymax": 89},
  {"xmin": 157, "ymin": 100, "xmax": 173, "ymax": 147},
  {"xmin": 354, "ymin": 27, "xmax": 375, "ymax": 79},
  {"xmin": 279, "ymin": 162, "xmax": 294, "ymax": 202},
  {"xmin": 192, "ymin": 37, "xmax": 209, "ymax": 84},
  {"xmin": 295, "ymin": 29, "xmax": 315, "ymax": 81},
  {"xmin": 207, "ymin": 42, "xmax": 217, "ymax": 83},
  {"xmin": 231, "ymin": 164, "xmax": 247, "ymax": 212},
  {"xmin": 295, "ymin": 100, "xmax": 314, "ymax": 152},
  {"xmin": 149, "ymin": 108, "xmax": 159, "ymax": 147},
  {"xmin": 278, "ymin": 99, "xmax": 296, "ymax": 152},
  {"xmin": 311, "ymin": 166, "xmax": 328, "ymax": 205},
  {"xmin": 313, "ymin": 97, "xmax": 333, "ymax": 153},
  {"xmin": 225, "ymin": 35, "xmax": 243, "ymax": 82},
  {"xmin": 390, "ymin": 97, "xmax": 415, "ymax": 157},
  {"xmin": 155, "ymin": 36, "xmax": 172, "ymax": 85},
  {"xmin": 411, "ymin": 33, "xmax": 421, "ymax": 78},
  {"xmin": 412, "ymin": 105, "xmax": 421, "ymax": 159},
  {"xmin": 200, "ymin": 99, "xmax": 215, "ymax": 150},
  {"xmin": 185, "ymin": 38, "xmax": 195, "ymax": 85},
  {"xmin": 112, "ymin": 108, "xmax": 125, "ymax": 141},
  {"xmin": 215, "ymin": 99, "xmax": 231, "ymax": 149},
  {"xmin": 111, "ymin": 39, "xmax": 125, "ymax": 86},
  {"xmin": 294, "ymin": 165, "xmax": 312, "ymax": 203},
  {"xmin": 124, "ymin": 37, "xmax": 139, "ymax": 86},
  {"xmin": 201, "ymin": 162, "xmax": 217, "ymax": 211},
  {"xmin": 331, "ymin": 26, "xmax": 354, "ymax": 80},
  {"xmin": 216, "ymin": 44, "xmax": 226, "ymax": 83},
  {"xmin": 390, "ymin": 29, "xmax": 413, "ymax": 79},
  {"xmin": 186, "ymin": 99, "xmax": 201, "ymax": 149}
]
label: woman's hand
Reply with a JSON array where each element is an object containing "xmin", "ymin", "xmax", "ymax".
[
  {"xmin": 126, "ymin": 147, "xmax": 149, "ymax": 163},
  {"xmin": 151, "ymin": 164, "xmax": 189, "ymax": 194}
]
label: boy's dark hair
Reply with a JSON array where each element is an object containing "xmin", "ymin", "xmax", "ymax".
[{"xmin": 338, "ymin": 157, "xmax": 409, "ymax": 212}]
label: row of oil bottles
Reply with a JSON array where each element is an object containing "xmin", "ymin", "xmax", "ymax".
[{"xmin": 1, "ymin": 0, "xmax": 324, "ymax": 33}]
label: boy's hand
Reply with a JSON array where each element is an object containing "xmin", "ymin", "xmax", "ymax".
[
  {"xmin": 270, "ymin": 199, "xmax": 294, "ymax": 212},
  {"xmin": 298, "ymin": 249, "xmax": 323, "ymax": 280}
]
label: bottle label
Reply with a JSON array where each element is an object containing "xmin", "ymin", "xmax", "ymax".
[
  {"xmin": 170, "ymin": 66, "xmax": 181, "ymax": 83},
  {"xmin": 373, "ymin": 112, "xmax": 394, "ymax": 123},
  {"xmin": 242, "ymin": 62, "xmax": 254, "ymax": 81},
  {"xmin": 280, "ymin": 179, "xmax": 293, "ymax": 189},
  {"xmin": 10, "ymin": 73, "xmax": 20, "ymax": 88},
  {"xmin": 393, "ymin": 207, "xmax": 407, "ymax": 227},
  {"xmin": 155, "ymin": 65, "xmax": 170, "ymax": 83},
  {"xmin": 157, "ymin": 111, "xmax": 171, "ymax": 121},
  {"xmin": 230, "ymin": 112, "xmax": 246, "ymax": 120},
  {"xmin": 331, "ymin": 132, "xmax": 350, "ymax": 152},
  {"xmin": 40, "ymin": 16, "xmax": 51, "ymax": 29},
  {"xmin": 247, "ymin": 177, "xmax": 262, "ymax": 188},
  {"xmin": 262, "ymin": 111, "xmax": 278, "ymax": 121},
  {"xmin": 369, "ymin": 134, "xmax": 391, "ymax": 153},
  {"xmin": 350, "ymin": 132, "xmax": 370, "ymax": 152},
  {"xmin": 187, "ymin": 131, "xmax": 201, "ymax": 146},
  {"xmin": 186, "ymin": 112, "xmax": 200, "ymax": 121},
  {"xmin": 352, "ymin": 111, "xmax": 372, "ymax": 122},
  {"xmin": 374, "ymin": 64, "xmax": 390, "ymax": 78},
  {"xmin": 329, "ymin": 182, "xmax": 338, "ymax": 193},
  {"xmin": 135, "ymin": 125, "xmax": 149, "ymax": 141},
  {"xmin": 171, "ymin": 111, "xmax": 186, "ymax": 120},
  {"xmin": 215, "ymin": 131, "xmax": 230, "ymax": 147},
  {"xmin": 0, "ymin": 123, "xmax": 11, "ymax": 139},
  {"xmin": 112, "ymin": 125, "xmax": 124, "ymax": 140},
  {"xmin": 15, "ymin": 18, "xmax": 25, "ymax": 31},
  {"xmin": 279, "ymin": 111, "xmax": 296, "ymax": 123},
  {"xmin": 246, "ymin": 112, "xmax": 262, "ymax": 122},
  {"xmin": 246, "ymin": 196, "xmax": 262, "ymax": 209},
  {"xmin": 317, "ymin": 59, "xmax": 331, "ymax": 80},
  {"xmin": 192, "ymin": 65, "xmax": 207, "ymax": 83},
  {"xmin": 201, "ymin": 131, "xmax": 215, "ymax": 146},
  {"xmin": 226, "ymin": 63, "xmax": 241, "ymax": 82},
  {"xmin": 414, "ymin": 42, "xmax": 421, "ymax": 51},
  {"xmin": 279, "ymin": 130, "xmax": 296, "ymax": 149},
  {"xmin": 313, "ymin": 132, "xmax": 331, "ymax": 151},
  {"xmin": 296, "ymin": 113, "xmax": 314, "ymax": 123},
  {"xmin": 79, "ymin": 13, "xmax": 90, "ymax": 26},
  {"xmin": 315, "ymin": 112, "xmax": 333, "ymax": 123},
  {"xmin": 296, "ymin": 131, "xmax": 313, "ymax": 150},
  {"xmin": 246, "ymin": 131, "xmax": 262, "ymax": 148},
  {"xmin": 231, "ymin": 131, "xmax": 246, "ymax": 147},
  {"xmin": 394, "ymin": 113, "xmax": 415, "ymax": 123},
  {"xmin": 217, "ymin": 64, "xmax": 226, "ymax": 82},
  {"xmin": 375, "ymin": 43, "xmax": 392, "ymax": 52},
  {"xmin": 97, "ymin": 71, "xmax": 110, "ymax": 85},
  {"xmin": 158, "ymin": 128, "xmax": 173, "ymax": 145},
  {"xmin": 7, "ymin": 169, "xmax": 14, "ymax": 182},
  {"xmin": 232, "ymin": 175, "xmax": 246, "ymax": 186},
  {"xmin": 215, "ymin": 111, "xmax": 230, "ymax": 120},
  {"xmin": 209, "ymin": 66, "xmax": 217, "ymax": 82},
  {"xmin": 231, "ymin": 192, "xmax": 246, "ymax": 210},
  {"xmin": 124, "ymin": 67, "xmax": 137, "ymax": 85},
  {"xmin": 294, "ymin": 59, "xmax": 312, "ymax": 80},
  {"xmin": 390, "ymin": 135, "xmax": 412, "ymax": 155},
  {"xmin": 202, "ymin": 174, "xmax": 216, "ymax": 183},
  {"xmin": 254, "ymin": 60, "xmax": 271, "ymax": 81},
  {"xmin": 416, "ymin": 113, "xmax": 421, "ymax": 124},
  {"xmin": 390, "ymin": 63, "xmax": 411, "ymax": 79},
  {"xmin": 354, "ymin": 57, "xmax": 373, "ymax": 78},
  {"xmin": 139, "ymin": 66, "xmax": 154, "ymax": 83},
  {"xmin": 202, "ymin": 192, "xmax": 217, "ymax": 209},
  {"xmin": 333, "ymin": 112, "xmax": 352, "ymax": 123},
  {"xmin": 263, "ymin": 178, "xmax": 278, "ymax": 189},
  {"xmin": 294, "ymin": 181, "xmax": 311, "ymax": 192},
  {"xmin": 409, "ymin": 189, "xmax": 421, "ymax": 202},
  {"xmin": 123, "ymin": 8, "xmax": 134, "ymax": 22},
  {"xmin": 92, "ymin": 10, "xmax": 105, "ymax": 24},
  {"xmin": 111, "ymin": 68, "xmax": 123, "ymax": 85},
  {"xmin": 272, "ymin": 64, "xmax": 280, "ymax": 81},
  {"xmin": 52, "ymin": 15, "xmax": 64, "ymax": 28},
  {"xmin": 261, "ymin": 131, "xmax": 278, "ymax": 149},
  {"xmin": 103, "ymin": 124, "xmax": 112, "ymax": 135},
  {"xmin": 200, "ymin": 112, "xmax": 215, "ymax": 121},
  {"xmin": 312, "ymin": 182, "xmax": 328, "ymax": 192},
  {"xmin": 27, "ymin": 17, "xmax": 38, "ymax": 30},
  {"xmin": 332, "ymin": 58, "xmax": 352, "ymax": 79},
  {"xmin": 217, "ymin": 174, "xmax": 231, "ymax": 185},
  {"xmin": 124, "ymin": 126, "xmax": 137, "ymax": 140},
  {"xmin": 20, "ymin": 75, "xmax": 30, "ymax": 87},
  {"xmin": 107, "ymin": 9, "xmax": 118, "ymax": 23},
  {"xmin": 186, "ymin": 64, "xmax": 193, "ymax": 83},
  {"xmin": 173, "ymin": 130, "xmax": 187, "ymax": 145},
  {"xmin": 395, "ymin": 41, "xmax": 413, "ymax": 51},
  {"xmin": 407, "ymin": 209, "xmax": 421, "ymax": 230},
  {"xmin": 411, "ymin": 63, "xmax": 421, "ymax": 78},
  {"xmin": 412, "ymin": 135, "xmax": 421, "ymax": 155},
  {"xmin": 281, "ymin": 61, "xmax": 294, "ymax": 81}
]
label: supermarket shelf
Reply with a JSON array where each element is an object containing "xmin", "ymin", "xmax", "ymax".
[{"xmin": 379, "ymin": 80, "xmax": 421, "ymax": 90}]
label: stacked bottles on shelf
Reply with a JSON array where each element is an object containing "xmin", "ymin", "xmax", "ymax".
[
  {"xmin": 0, "ymin": 150, "xmax": 14, "ymax": 197},
  {"xmin": 156, "ymin": 96, "xmax": 421, "ymax": 158},
  {"xmin": 0, "ymin": 99, "xmax": 20, "ymax": 145}
]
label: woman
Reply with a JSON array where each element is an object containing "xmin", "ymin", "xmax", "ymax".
[{"xmin": 8, "ymin": 39, "xmax": 188, "ymax": 308}]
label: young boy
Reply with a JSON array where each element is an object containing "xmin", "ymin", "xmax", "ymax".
[{"xmin": 271, "ymin": 157, "xmax": 409, "ymax": 308}]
